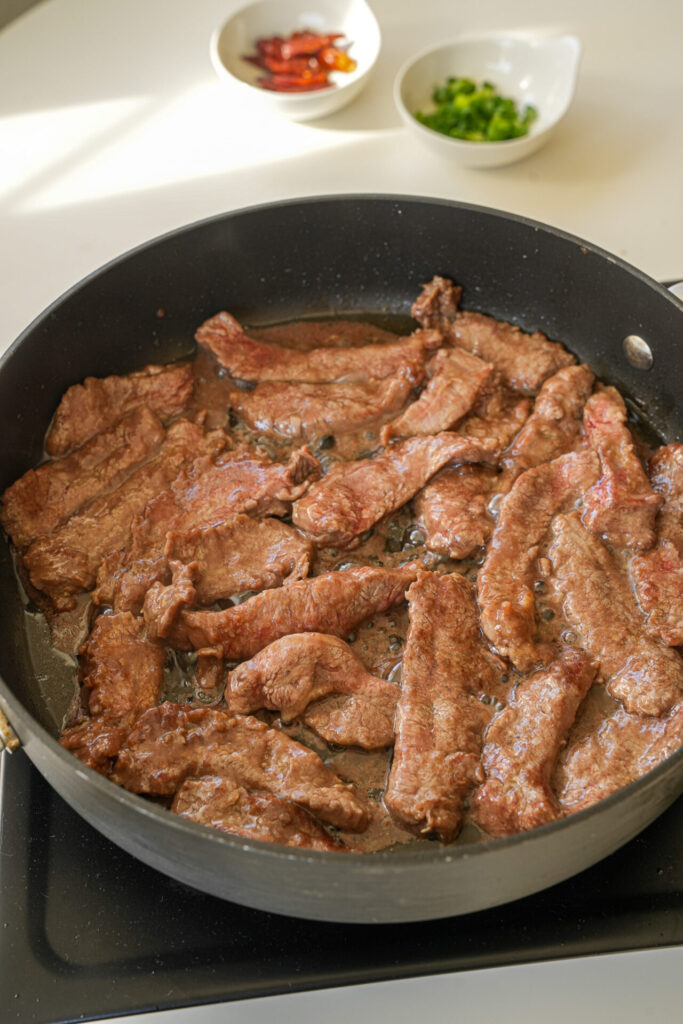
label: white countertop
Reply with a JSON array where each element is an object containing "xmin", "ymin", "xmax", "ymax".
[{"xmin": 1, "ymin": 1, "xmax": 682, "ymax": 1020}]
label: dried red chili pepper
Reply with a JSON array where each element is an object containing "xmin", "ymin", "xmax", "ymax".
[
  {"xmin": 279, "ymin": 30, "xmax": 343, "ymax": 60},
  {"xmin": 244, "ymin": 28, "xmax": 355, "ymax": 93},
  {"xmin": 258, "ymin": 74, "xmax": 331, "ymax": 93},
  {"xmin": 318, "ymin": 46, "xmax": 357, "ymax": 73},
  {"xmin": 263, "ymin": 55, "xmax": 323, "ymax": 75}
]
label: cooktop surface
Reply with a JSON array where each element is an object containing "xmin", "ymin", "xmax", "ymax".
[{"xmin": 0, "ymin": 750, "xmax": 681, "ymax": 1024}]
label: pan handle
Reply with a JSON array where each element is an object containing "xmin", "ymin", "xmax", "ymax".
[{"xmin": 0, "ymin": 707, "xmax": 20, "ymax": 752}]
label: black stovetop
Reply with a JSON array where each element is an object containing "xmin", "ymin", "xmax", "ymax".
[{"xmin": 0, "ymin": 748, "xmax": 681, "ymax": 1024}]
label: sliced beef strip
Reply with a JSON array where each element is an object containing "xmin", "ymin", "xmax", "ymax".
[
  {"xmin": 384, "ymin": 571, "xmax": 504, "ymax": 842},
  {"xmin": 413, "ymin": 465, "xmax": 498, "ymax": 560},
  {"xmin": 302, "ymin": 694, "xmax": 396, "ymax": 752},
  {"xmin": 418, "ymin": 370, "xmax": 590, "ymax": 564},
  {"xmin": 449, "ymin": 311, "xmax": 576, "ymax": 396},
  {"xmin": 1, "ymin": 406, "xmax": 165, "ymax": 550},
  {"xmin": 165, "ymin": 515, "xmax": 313, "ymax": 606},
  {"xmin": 171, "ymin": 443, "xmax": 320, "ymax": 524},
  {"xmin": 630, "ymin": 541, "xmax": 683, "ymax": 647},
  {"xmin": 59, "ymin": 612, "xmax": 165, "ymax": 774},
  {"xmin": 93, "ymin": 446, "xmax": 319, "ymax": 612},
  {"xmin": 474, "ymin": 648, "xmax": 596, "ymax": 836},
  {"xmin": 45, "ymin": 362, "xmax": 194, "ymax": 457},
  {"xmin": 630, "ymin": 444, "xmax": 683, "ymax": 645},
  {"xmin": 22, "ymin": 420, "xmax": 227, "ymax": 611},
  {"xmin": 548, "ymin": 512, "xmax": 683, "ymax": 717},
  {"xmin": 411, "ymin": 274, "xmax": 463, "ymax": 331},
  {"xmin": 143, "ymin": 562, "xmax": 197, "ymax": 638},
  {"xmin": 171, "ymin": 776, "xmax": 343, "ymax": 851},
  {"xmin": 292, "ymin": 433, "xmax": 498, "ymax": 549},
  {"xmin": 196, "ymin": 311, "xmax": 441, "ymax": 386},
  {"xmin": 145, "ymin": 564, "xmax": 419, "ymax": 660},
  {"xmin": 93, "ymin": 550, "xmax": 172, "ymax": 615},
  {"xmin": 412, "ymin": 390, "xmax": 534, "ymax": 559},
  {"xmin": 457, "ymin": 388, "xmax": 532, "ymax": 450},
  {"xmin": 478, "ymin": 449, "xmax": 600, "ymax": 672},
  {"xmin": 380, "ymin": 347, "xmax": 495, "ymax": 443},
  {"xmin": 499, "ymin": 364, "xmax": 595, "ymax": 490},
  {"xmin": 582, "ymin": 386, "xmax": 661, "ymax": 550},
  {"xmin": 112, "ymin": 702, "xmax": 370, "ymax": 831},
  {"xmin": 230, "ymin": 372, "xmax": 414, "ymax": 442},
  {"xmin": 252, "ymin": 318, "xmax": 402, "ymax": 351},
  {"xmin": 227, "ymin": 633, "xmax": 398, "ymax": 750},
  {"xmin": 555, "ymin": 703, "xmax": 683, "ymax": 813},
  {"xmin": 412, "ymin": 276, "xmax": 575, "ymax": 396},
  {"xmin": 647, "ymin": 443, "xmax": 683, "ymax": 552}
]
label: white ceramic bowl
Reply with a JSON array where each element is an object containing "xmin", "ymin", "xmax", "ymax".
[
  {"xmin": 210, "ymin": 0, "xmax": 381, "ymax": 122},
  {"xmin": 394, "ymin": 33, "xmax": 581, "ymax": 168}
]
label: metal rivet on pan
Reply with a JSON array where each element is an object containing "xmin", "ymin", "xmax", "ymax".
[{"xmin": 623, "ymin": 334, "xmax": 654, "ymax": 369}]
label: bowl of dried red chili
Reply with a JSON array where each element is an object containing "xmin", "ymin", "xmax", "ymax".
[{"xmin": 210, "ymin": 0, "xmax": 381, "ymax": 121}]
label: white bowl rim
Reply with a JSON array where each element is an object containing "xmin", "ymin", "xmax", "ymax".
[
  {"xmin": 210, "ymin": 0, "xmax": 382, "ymax": 104},
  {"xmin": 393, "ymin": 30, "xmax": 581, "ymax": 151}
]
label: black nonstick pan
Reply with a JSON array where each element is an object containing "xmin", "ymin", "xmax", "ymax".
[{"xmin": 0, "ymin": 195, "xmax": 681, "ymax": 923}]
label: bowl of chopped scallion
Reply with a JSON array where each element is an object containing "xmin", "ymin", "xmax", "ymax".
[{"xmin": 394, "ymin": 33, "xmax": 581, "ymax": 168}]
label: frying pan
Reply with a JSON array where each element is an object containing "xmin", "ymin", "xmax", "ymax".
[{"xmin": 0, "ymin": 195, "xmax": 681, "ymax": 924}]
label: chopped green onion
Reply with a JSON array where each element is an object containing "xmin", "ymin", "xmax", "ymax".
[{"xmin": 415, "ymin": 76, "xmax": 538, "ymax": 142}]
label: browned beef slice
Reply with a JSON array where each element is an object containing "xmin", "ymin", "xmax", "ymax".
[
  {"xmin": 93, "ymin": 446, "xmax": 319, "ymax": 612},
  {"xmin": 581, "ymin": 386, "xmax": 661, "ymax": 549},
  {"xmin": 384, "ymin": 571, "xmax": 503, "ymax": 841},
  {"xmin": 171, "ymin": 776, "xmax": 343, "ymax": 851},
  {"xmin": 147, "ymin": 564, "xmax": 418, "ymax": 659},
  {"xmin": 474, "ymin": 649, "xmax": 596, "ymax": 836},
  {"xmin": 143, "ymin": 562, "xmax": 197, "ymax": 637},
  {"xmin": 457, "ymin": 388, "xmax": 532, "ymax": 450},
  {"xmin": 555, "ymin": 703, "xmax": 683, "ymax": 812},
  {"xmin": 112, "ymin": 702, "xmax": 370, "ymax": 831},
  {"xmin": 629, "ymin": 444, "xmax": 683, "ymax": 646},
  {"xmin": 230, "ymin": 373, "xmax": 414, "ymax": 441},
  {"xmin": 227, "ymin": 633, "xmax": 398, "ymax": 750},
  {"xmin": 448, "ymin": 310, "xmax": 575, "ymax": 396},
  {"xmin": 59, "ymin": 612, "xmax": 164, "ymax": 773},
  {"xmin": 302, "ymin": 694, "xmax": 396, "ymax": 751},
  {"xmin": 45, "ymin": 362, "xmax": 194, "ymax": 456},
  {"xmin": 0, "ymin": 406, "xmax": 165, "ymax": 550},
  {"xmin": 631, "ymin": 541, "xmax": 683, "ymax": 647},
  {"xmin": 252, "ymin": 319, "xmax": 401, "ymax": 350},
  {"xmin": 173, "ymin": 444, "xmax": 320, "ymax": 524},
  {"xmin": 478, "ymin": 450, "xmax": 600, "ymax": 672},
  {"xmin": 165, "ymin": 515, "xmax": 313, "ymax": 605},
  {"xmin": 380, "ymin": 348, "xmax": 494, "ymax": 443},
  {"xmin": 22, "ymin": 420, "xmax": 226, "ymax": 611},
  {"xmin": 416, "ymin": 381, "xmax": 560, "ymax": 562},
  {"xmin": 411, "ymin": 275, "xmax": 463, "ymax": 331},
  {"xmin": 499, "ymin": 364, "xmax": 595, "ymax": 489},
  {"xmin": 413, "ymin": 465, "xmax": 498, "ymax": 560},
  {"xmin": 196, "ymin": 310, "xmax": 441, "ymax": 386},
  {"xmin": 548, "ymin": 512, "xmax": 683, "ymax": 717},
  {"xmin": 412, "ymin": 391, "xmax": 531, "ymax": 561},
  {"xmin": 647, "ymin": 443, "xmax": 683, "ymax": 552},
  {"xmin": 93, "ymin": 552, "xmax": 172, "ymax": 614},
  {"xmin": 292, "ymin": 433, "xmax": 498, "ymax": 548}
]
